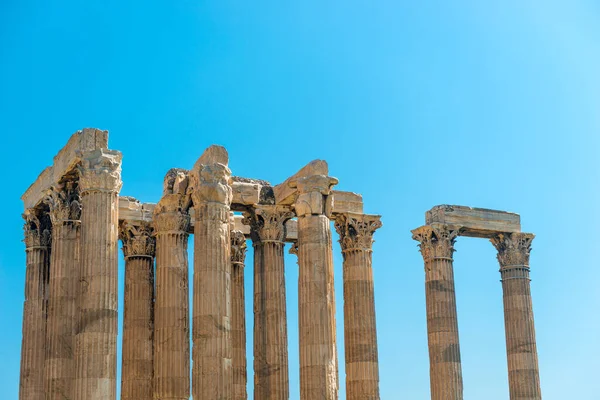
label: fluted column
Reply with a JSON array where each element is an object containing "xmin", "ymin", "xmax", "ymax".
[
  {"xmin": 491, "ymin": 233, "xmax": 541, "ymax": 400},
  {"xmin": 293, "ymin": 174, "xmax": 339, "ymax": 400},
  {"xmin": 411, "ymin": 224, "xmax": 463, "ymax": 400},
  {"xmin": 74, "ymin": 149, "xmax": 122, "ymax": 400},
  {"xmin": 153, "ymin": 181, "xmax": 191, "ymax": 400},
  {"xmin": 19, "ymin": 209, "xmax": 51, "ymax": 400},
  {"xmin": 119, "ymin": 221, "xmax": 155, "ymax": 399},
  {"xmin": 230, "ymin": 230, "xmax": 248, "ymax": 400},
  {"xmin": 243, "ymin": 206, "xmax": 294, "ymax": 400},
  {"xmin": 190, "ymin": 155, "xmax": 233, "ymax": 399},
  {"xmin": 44, "ymin": 181, "xmax": 82, "ymax": 400},
  {"xmin": 334, "ymin": 213, "xmax": 382, "ymax": 400}
]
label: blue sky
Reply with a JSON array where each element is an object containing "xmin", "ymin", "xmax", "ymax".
[{"xmin": 1, "ymin": 1, "xmax": 600, "ymax": 399}]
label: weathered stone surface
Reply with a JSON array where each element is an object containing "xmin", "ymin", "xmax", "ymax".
[
  {"xmin": 230, "ymin": 230, "xmax": 248, "ymax": 400},
  {"xmin": 243, "ymin": 206, "xmax": 294, "ymax": 400},
  {"xmin": 331, "ymin": 191, "xmax": 363, "ymax": 215},
  {"xmin": 426, "ymin": 205, "xmax": 520, "ymax": 238},
  {"xmin": 74, "ymin": 149, "xmax": 122, "ymax": 400},
  {"xmin": 273, "ymin": 160, "xmax": 328, "ymax": 205},
  {"xmin": 20, "ymin": 209, "xmax": 51, "ymax": 400},
  {"xmin": 293, "ymin": 174, "xmax": 339, "ymax": 400},
  {"xmin": 335, "ymin": 213, "xmax": 382, "ymax": 400},
  {"xmin": 491, "ymin": 233, "xmax": 541, "ymax": 400},
  {"xmin": 412, "ymin": 225, "xmax": 464, "ymax": 400},
  {"xmin": 119, "ymin": 221, "xmax": 155, "ymax": 400},
  {"xmin": 22, "ymin": 128, "xmax": 108, "ymax": 209}
]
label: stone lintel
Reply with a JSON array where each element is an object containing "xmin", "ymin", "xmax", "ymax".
[
  {"xmin": 22, "ymin": 128, "xmax": 109, "ymax": 209},
  {"xmin": 118, "ymin": 196, "xmax": 298, "ymax": 241},
  {"xmin": 426, "ymin": 205, "xmax": 521, "ymax": 238},
  {"xmin": 331, "ymin": 190, "xmax": 363, "ymax": 214},
  {"xmin": 273, "ymin": 160, "xmax": 329, "ymax": 205}
]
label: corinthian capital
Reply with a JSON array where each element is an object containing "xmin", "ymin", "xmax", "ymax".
[
  {"xmin": 491, "ymin": 232, "xmax": 535, "ymax": 267},
  {"xmin": 230, "ymin": 230, "xmax": 247, "ymax": 264},
  {"xmin": 43, "ymin": 181, "xmax": 81, "ymax": 224},
  {"xmin": 411, "ymin": 224, "xmax": 462, "ymax": 262},
  {"xmin": 23, "ymin": 209, "xmax": 52, "ymax": 248},
  {"xmin": 78, "ymin": 149, "xmax": 123, "ymax": 194},
  {"xmin": 334, "ymin": 213, "xmax": 382, "ymax": 252},
  {"xmin": 242, "ymin": 205, "xmax": 294, "ymax": 243},
  {"xmin": 290, "ymin": 175, "xmax": 338, "ymax": 217},
  {"xmin": 119, "ymin": 221, "xmax": 155, "ymax": 258}
]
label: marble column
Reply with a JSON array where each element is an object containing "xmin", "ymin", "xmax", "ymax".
[
  {"xmin": 74, "ymin": 149, "xmax": 122, "ymax": 400},
  {"xmin": 334, "ymin": 213, "xmax": 382, "ymax": 400},
  {"xmin": 44, "ymin": 182, "xmax": 82, "ymax": 400},
  {"xmin": 119, "ymin": 221, "xmax": 155, "ymax": 399},
  {"xmin": 153, "ymin": 194, "xmax": 191, "ymax": 400},
  {"xmin": 243, "ymin": 206, "xmax": 294, "ymax": 400},
  {"xmin": 190, "ymin": 160, "xmax": 233, "ymax": 399},
  {"xmin": 411, "ymin": 224, "xmax": 464, "ymax": 400},
  {"xmin": 491, "ymin": 233, "xmax": 541, "ymax": 400},
  {"xmin": 292, "ymin": 174, "xmax": 339, "ymax": 400},
  {"xmin": 19, "ymin": 209, "xmax": 51, "ymax": 400},
  {"xmin": 230, "ymin": 230, "xmax": 248, "ymax": 400}
]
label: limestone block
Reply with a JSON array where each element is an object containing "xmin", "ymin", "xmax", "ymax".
[
  {"xmin": 426, "ymin": 204, "xmax": 521, "ymax": 238},
  {"xmin": 22, "ymin": 128, "xmax": 108, "ymax": 209},
  {"xmin": 273, "ymin": 160, "xmax": 328, "ymax": 205},
  {"xmin": 331, "ymin": 191, "xmax": 363, "ymax": 214},
  {"xmin": 231, "ymin": 181, "xmax": 261, "ymax": 205}
]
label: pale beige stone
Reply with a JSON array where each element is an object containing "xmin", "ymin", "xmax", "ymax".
[
  {"xmin": 119, "ymin": 221, "xmax": 155, "ymax": 400},
  {"xmin": 74, "ymin": 149, "xmax": 122, "ymax": 400},
  {"xmin": 293, "ymin": 175, "xmax": 339, "ymax": 400},
  {"xmin": 243, "ymin": 205, "xmax": 294, "ymax": 400},
  {"xmin": 412, "ymin": 224, "xmax": 464, "ymax": 400},
  {"xmin": 153, "ymin": 174, "xmax": 191, "ymax": 400},
  {"xmin": 334, "ymin": 213, "xmax": 382, "ymax": 400},
  {"xmin": 426, "ymin": 205, "xmax": 520, "ymax": 238},
  {"xmin": 20, "ymin": 209, "xmax": 51, "ymax": 400},
  {"xmin": 230, "ymin": 230, "xmax": 248, "ymax": 400},
  {"xmin": 190, "ymin": 146, "xmax": 234, "ymax": 400},
  {"xmin": 273, "ymin": 160, "xmax": 328, "ymax": 205}
]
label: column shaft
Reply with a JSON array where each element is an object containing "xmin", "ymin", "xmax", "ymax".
[
  {"xmin": 492, "ymin": 233, "xmax": 541, "ymax": 400},
  {"xmin": 298, "ymin": 215, "xmax": 338, "ymax": 400},
  {"xmin": 231, "ymin": 231, "xmax": 248, "ymax": 400},
  {"xmin": 20, "ymin": 213, "xmax": 51, "ymax": 400},
  {"xmin": 193, "ymin": 203, "xmax": 232, "ymax": 399},
  {"xmin": 74, "ymin": 149, "xmax": 122, "ymax": 400},
  {"xmin": 335, "ymin": 212, "xmax": 382, "ymax": 400},
  {"xmin": 253, "ymin": 241, "xmax": 290, "ymax": 399},
  {"xmin": 425, "ymin": 257, "xmax": 463, "ymax": 400},
  {"xmin": 154, "ymin": 222, "xmax": 190, "ymax": 400},
  {"xmin": 45, "ymin": 222, "xmax": 80, "ymax": 399},
  {"xmin": 412, "ymin": 225, "xmax": 463, "ymax": 400},
  {"xmin": 121, "ymin": 256, "xmax": 154, "ymax": 399}
]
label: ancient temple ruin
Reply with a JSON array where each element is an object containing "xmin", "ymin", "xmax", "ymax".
[{"xmin": 19, "ymin": 128, "xmax": 383, "ymax": 400}]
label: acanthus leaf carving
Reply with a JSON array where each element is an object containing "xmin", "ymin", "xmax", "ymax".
[
  {"xmin": 78, "ymin": 149, "xmax": 123, "ymax": 194},
  {"xmin": 43, "ymin": 181, "xmax": 81, "ymax": 224},
  {"xmin": 242, "ymin": 206, "xmax": 294, "ymax": 243},
  {"xmin": 189, "ymin": 163, "xmax": 232, "ymax": 206},
  {"xmin": 23, "ymin": 209, "xmax": 52, "ymax": 248},
  {"xmin": 491, "ymin": 232, "xmax": 535, "ymax": 267},
  {"xmin": 334, "ymin": 213, "xmax": 382, "ymax": 253},
  {"xmin": 411, "ymin": 224, "xmax": 462, "ymax": 263},
  {"xmin": 119, "ymin": 220, "xmax": 156, "ymax": 258}
]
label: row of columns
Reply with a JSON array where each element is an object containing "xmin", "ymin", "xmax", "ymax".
[
  {"xmin": 20, "ymin": 163, "xmax": 383, "ymax": 400},
  {"xmin": 412, "ymin": 224, "xmax": 541, "ymax": 400}
]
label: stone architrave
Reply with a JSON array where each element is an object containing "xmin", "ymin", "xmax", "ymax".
[
  {"xmin": 243, "ymin": 205, "xmax": 294, "ymax": 400},
  {"xmin": 74, "ymin": 149, "xmax": 122, "ymax": 400},
  {"xmin": 491, "ymin": 233, "xmax": 542, "ymax": 400},
  {"xmin": 292, "ymin": 174, "xmax": 340, "ymax": 400},
  {"xmin": 153, "ymin": 168, "xmax": 191, "ymax": 400},
  {"xmin": 230, "ymin": 230, "xmax": 248, "ymax": 400},
  {"xmin": 20, "ymin": 210, "xmax": 51, "ymax": 400},
  {"xmin": 44, "ymin": 181, "xmax": 82, "ymax": 400},
  {"xmin": 189, "ymin": 146, "xmax": 234, "ymax": 400},
  {"xmin": 334, "ymin": 213, "xmax": 382, "ymax": 400},
  {"xmin": 119, "ymin": 221, "xmax": 155, "ymax": 400},
  {"xmin": 411, "ymin": 224, "xmax": 464, "ymax": 400}
]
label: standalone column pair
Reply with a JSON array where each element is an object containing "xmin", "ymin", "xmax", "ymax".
[{"xmin": 412, "ymin": 225, "xmax": 541, "ymax": 400}]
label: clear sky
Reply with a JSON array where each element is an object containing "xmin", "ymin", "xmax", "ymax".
[{"xmin": 1, "ymin": 1, "xmax": 599, "ymax": 399}]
